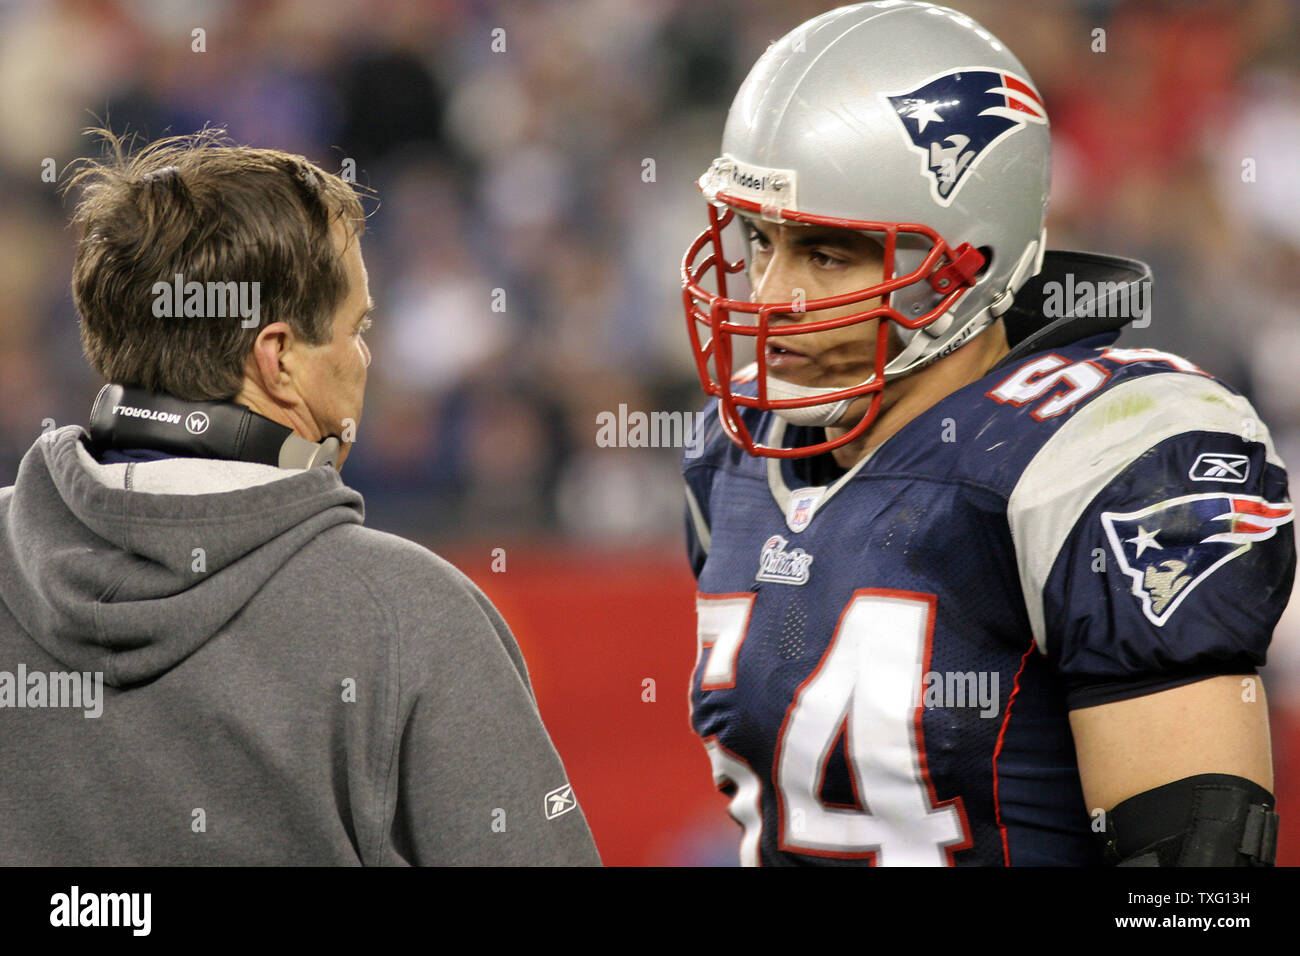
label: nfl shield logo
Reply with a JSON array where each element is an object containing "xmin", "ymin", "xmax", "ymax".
[{"xmin": 786, "ymin": 486, "xmax": 827, "ymax": 533}]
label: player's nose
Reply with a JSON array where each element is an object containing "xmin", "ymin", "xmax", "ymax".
[{"xmin": 750, "ymin": 251, "xmax": 805, "ymax": 321}]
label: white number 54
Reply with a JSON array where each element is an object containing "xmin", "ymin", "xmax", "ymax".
[{"xmin": 697, "ymin": 589, "xmax": 971, "ymax": 865}]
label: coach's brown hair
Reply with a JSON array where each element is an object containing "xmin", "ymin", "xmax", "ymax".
[{"xmin": 65, "ymin": 127, "xmax": 366, "ymax": 400}]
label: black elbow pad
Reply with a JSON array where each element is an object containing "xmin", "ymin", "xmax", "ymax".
[{"xmin": 1100, "ymin": 773, "xmax": 1279, "ymax": 866}]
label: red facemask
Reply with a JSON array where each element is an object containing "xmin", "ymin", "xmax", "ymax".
[{"xmin": 681, "ymin": 192, "xmax": 986, "ymax": 459}]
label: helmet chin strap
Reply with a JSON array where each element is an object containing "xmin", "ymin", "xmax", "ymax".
[
  {"xmin": 765, "ymin": 375, "xmax": 860, "ymax": 428},
  {"xmin": 765, "ymin": 306, "xmax": 985, "ymax": 429},
  {"xmin": 888, "ymin": 231, "xmax": 1045, "ymax": 378}
]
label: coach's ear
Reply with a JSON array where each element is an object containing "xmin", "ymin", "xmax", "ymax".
[{"xmin": 241, "ymin": 321, "xmax": 304, "ymax": 404}]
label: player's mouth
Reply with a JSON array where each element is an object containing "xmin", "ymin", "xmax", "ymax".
[{"xmin": 765, "ymin": 338, "xmax": 814, "ymax": 372}]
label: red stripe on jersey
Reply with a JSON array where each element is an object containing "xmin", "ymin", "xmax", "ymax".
[{"xmin": 993, "ymin": 638, "xmax": 1037, "ymax": 867}]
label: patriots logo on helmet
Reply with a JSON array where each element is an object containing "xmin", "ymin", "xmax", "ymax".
[
  {"xmin": 884, "ymin": 69, "xmax": 1047, "ymax": 207},
  {"xmin": 1101, "ymin": 493, "xmax": 1294, "ymax": 626}
]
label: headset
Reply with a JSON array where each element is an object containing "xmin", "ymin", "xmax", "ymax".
[{"xmin": 87, "ymin": 383, "xmax": 341, "ymax": 470}]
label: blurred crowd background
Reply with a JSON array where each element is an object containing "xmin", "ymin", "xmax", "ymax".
[{"xmin": 1, "ymin": 0, "xmax": 1298, "ymax": 865}]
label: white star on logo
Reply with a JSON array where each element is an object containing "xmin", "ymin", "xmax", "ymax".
[
  {"xmin": 907, "ymin": 100, "xmax": 945, "ymax": 132},
  {"xmin": 1125, "ymin": 525, "xmax": 1162, "ymax": 558}
]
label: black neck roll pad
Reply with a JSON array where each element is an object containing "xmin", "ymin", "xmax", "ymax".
[{"xmin": 87, "ymin": 384, "xmax": 340, "ymax": 470}]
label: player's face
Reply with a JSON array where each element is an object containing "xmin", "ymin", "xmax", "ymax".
[{"xmin": 744, "ymin": 217, "xmax": 894, "ymax": 390}]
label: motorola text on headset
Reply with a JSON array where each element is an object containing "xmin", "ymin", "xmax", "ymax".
[{"xmin": 88, "ymin": 384, "xmax": 341, "ymax": 470}]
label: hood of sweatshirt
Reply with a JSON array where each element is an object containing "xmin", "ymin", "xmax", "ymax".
[{"xmin": 0, "ymin": 426, "xmax": 365, "ymax": 687}]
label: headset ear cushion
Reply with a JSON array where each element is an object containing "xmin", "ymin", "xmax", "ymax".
[{"xmin": 280, "ymin": 433, "xmax": 339, "ymax": 470}]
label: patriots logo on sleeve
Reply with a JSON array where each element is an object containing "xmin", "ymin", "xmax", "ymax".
[
  {"xmin": 884, "ymin": 69, "xmax": 1047, "ymax": 206},
  {"xmin": 1101, "ymin": 494, "xmax": 1295, "ymax": 626}
]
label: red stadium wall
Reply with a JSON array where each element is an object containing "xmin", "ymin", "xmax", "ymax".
[{"xmin": 457, "ymin": 545, "xmax": 736, "ymax": 866}]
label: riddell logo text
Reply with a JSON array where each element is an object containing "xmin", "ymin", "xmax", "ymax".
[
  {"xmin": 730, "ymin": 168, "xmax": 781, "ymax": 192},
  {"xmin": 113, "ymin": 404, "xmax": 181, "ymax": 425}
]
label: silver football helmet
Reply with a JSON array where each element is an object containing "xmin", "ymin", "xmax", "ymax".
[{"xmin": 682, "ymin": 1, "xmax": 1050, "ymax": 458}]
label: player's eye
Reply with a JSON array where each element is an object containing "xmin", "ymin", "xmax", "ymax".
[
  {"xmin": 809, "ymin": 249, "xmax": 844, "ymax": 267},
  {"xmin": 745, "ymin": 224, "xmax": 770, "ymax": 251},
  {"xmin": 355, "ymin": 316, "xmax": 373, "ymax": 335}
]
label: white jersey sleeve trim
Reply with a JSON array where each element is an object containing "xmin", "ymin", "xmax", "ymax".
[
  {"xmin": 1007, "ymin": 372, "xmax": 1284, "ymax": 655},
  {"xmin": 685, "ymin": 483, "xmax": 711, "ymax": 556}
]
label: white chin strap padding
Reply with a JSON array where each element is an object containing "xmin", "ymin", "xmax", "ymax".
[{"xmin": 764, "ymin": 374, "xmax": 861, "ymax": 428}]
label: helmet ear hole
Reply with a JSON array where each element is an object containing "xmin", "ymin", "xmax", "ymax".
[{"xmin": 976, "ymin": 246, "xmax": 994, "ymax": 280}]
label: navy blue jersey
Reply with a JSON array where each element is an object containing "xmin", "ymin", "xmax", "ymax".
[{"xmin": 683, "ymin": 333, "xmax": 1295, "ymax": 866}]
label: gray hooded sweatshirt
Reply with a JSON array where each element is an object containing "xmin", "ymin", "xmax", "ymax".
[{"xmin": 0, "ymin": 426, "xmax": 599, "ymax": 865}]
